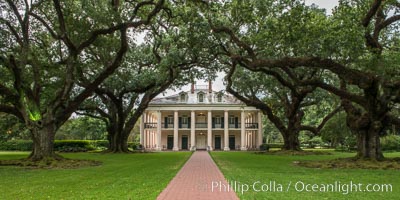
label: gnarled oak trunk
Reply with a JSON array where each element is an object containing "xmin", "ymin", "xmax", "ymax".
[
  {"xmin": 28, "ymin": 122, "xmax": 62, "ymax": 161},
  {"xmin": 342, "ymin": 98, "xmax": 385, "ymax": 161},
  {"xmin": 282, "ymin": 130, "xmax": 301, "ymax": 151},
  {"xmin": 106, "ymin": 123, "xmax": 130, "ymax": 153},
  {"xmin": 354, "ymin": 124, "xmax": 384, "ymax": 160}
]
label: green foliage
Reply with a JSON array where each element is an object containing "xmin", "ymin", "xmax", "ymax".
[
  {"xmin": 0, "ymin": 140, "xmax": 32, "ymax": 151},
  {"xmin": 259, "ymin": 143, "xmax": 269, "ymax": 151},
  {"xmin": 92, "ymin": 140, "xmax": 109, "ymax": 149},
  {"xmin": 320, "ymin": 112, "xmax": 352, "ymax": 147},
  {"xmin": 0, "ymin": 113, "xmax": 30, "ymax": 142},
  {"xmin": 308, "ymin": 136, "xmax": 324, "ymax": 148},
  {"xmin": 54, "ymin": 140, "xmax": 95, "ymax": 152},
  {"xmin": 0, "ymin": 140, "xmax": 111, "ymax": 152},
  {"xmin": 56, "ymin": 117, "xmax": 107, "ymax": 140},
  {"xmin": 128, "ymin": 142, "xmax": 141, "ymax": 150},
  {"xmin": 381, "ymin": 135, "xmax": 400, "ymax": 152},
  {"xmin": 266, "ymin": 143, "xmax": 284, "ymax": 149}
]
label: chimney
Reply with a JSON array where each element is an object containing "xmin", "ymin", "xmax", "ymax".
[
  {"xmin": 208, "ymin": 80, "xmax": 212, "ymax": 93},
  {"xmin": 191, "ymin": 82, "xmax": 195, "ymax": 94}
]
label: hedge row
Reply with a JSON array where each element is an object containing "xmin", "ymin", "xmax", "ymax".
[
  {"xmin": 0, "ymin": 140, "xmax": 142, "ymax": 152},
  {"xmin": 381, "ymin": 135, "xmax": 400, "ymax": 152},
  {"xmin": 0, "ymin": 140, "xmax": 108, "ymax": 152},
  {"xmin": 259, "ymin": 143, "xmax": 284, "ymax": 151},
  {"xmin": 0, "ymin": 140, "xmax": 33, "ymax": 151}
]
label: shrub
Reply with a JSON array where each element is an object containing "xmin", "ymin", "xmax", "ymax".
[
  {"xmin": 259, "ymin": 144, "xmax": 269, "ymax": 151},
  {"xmin": 309, "ymin": 136, "xmax": 324, "ymax": 148},
  {"xmin": 381, "ymin": 135, "xmax": 400, "ymax": 152},
  {"xmin": 0, "ymin": 140, "xmax": 104, "ymax": 152},
  {"xmin": 54, "ymin": 140, "xmax": 95, "ymax": 152},
  {"xmin": 266, "ymin": 143, "xmax": 284, "ymax": 149},
  {"xmin": 128, "ymin": 142, "xmax": 140, "ymax": 150},
  {"xmin": 0, "ymin": 140, "xmax": 32, "ymax": 151},
  {"xmin": 92, "ymin": 140, "xmax": 109, "ymax": 149}
]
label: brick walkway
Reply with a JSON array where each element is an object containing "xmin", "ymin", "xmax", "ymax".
[{"xmin": 157, "ymin": 151, "xmax": 239, "ymax": 200}]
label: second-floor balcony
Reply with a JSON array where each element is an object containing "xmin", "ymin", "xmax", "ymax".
[
  {"xmin": 245, "ymin": 123, "xmax": 259, "ymax": 129},
  {"xmin": 145, "ymin": 123, "xmax": 157, "ymax": 128},
  {"xmin": 195, "ymin": 123, "xmax": 207, "ymax": 128},
  {"xmin": 162, "ymin": 123, "xmax": 174, "ymax": 128},
  {"xmin": 145, "ymin": 122, "xmax": 258, "ymax": 129}
]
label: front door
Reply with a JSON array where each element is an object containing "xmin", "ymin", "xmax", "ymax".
[
  {"xmin": 182, "ymin": 136, "xmax": 188, "ymax": 150},
  {"xmin": 229, "ymin": 135, "xmax": 235, "ymax": 150},
  {"xmin": 215, "ymin": 136, "xmax": 221, "ymax": 150},
  {"xmin": 167, "ymin": 136, "xmax": 173, "ymax": 150},
  {"xmin": 196, "ymin": 134, "xmax": 206, "ymax": 149}
]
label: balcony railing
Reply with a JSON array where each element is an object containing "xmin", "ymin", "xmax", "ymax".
[
  {"xmin": 228, "ymin": 124, "xmax": 241, "ymax": 129},
  {"xmin": 245, "ymin": 123, "xmax": 259, "ymax": 129},
  {"xmin": 154, "ymin": 122, "xmax": 258, "ymax": 129},
  {"xmin": 145, "ymin": 123, "xmax": 157, "ymax": 128},
  {"xmin": 180, "ymin": 124, "xmax": 189, "ymax": 129},
  {"xmin": 214, "ymin": 124, "xmax": 223, "ymax": 129},
  {"xmin": 195, "ymin": 123, "xmax": 207, "ymax": 128},
  {"xmin": 161, "ymin": 123, "xmax": 174, "ymax": 128}
]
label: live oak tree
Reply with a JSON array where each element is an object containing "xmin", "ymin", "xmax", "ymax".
[
  {"xmin": 225, "ymin": 64, "xmax": 341, "ymax": 150},
  {"xmin": 207, "ymin": 1, "xmax": 341, "ymax": 150},
  {"xmin": 207, "ymin": 0, "xmax": 400, "ymax": 160},
  {"xmin": 77, "ymin": 1, "xmax": 211, "ymax": 153},
  {"xmin": 0, "ymin": 0, "xmax": 166, "ymax": 161}
]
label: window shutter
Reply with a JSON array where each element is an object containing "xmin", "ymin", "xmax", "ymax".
[
  {"xmin": 164, "ymin": 117, "xmax": 168, "ymax": 128},
  {"xmin": 221, "ymin": 117, "xmax": 224, "ymax": 128},
  {"xmin": 179, "ymin": 117, "xmax": 182, "ymax": 128},
  {"xmin": 212, "ymin": 117, "xmax": 215, "ymax": 128},
  {"xmin": 235, "ymin": 117, "xmax": 239, "ymax": 128},
  {"xmin": 188, "ymin": 117, "xmax": 191, "ymax": 128}
]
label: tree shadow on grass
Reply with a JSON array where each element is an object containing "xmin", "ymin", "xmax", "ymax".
[
  {"xmin": 0, "ymin": 157, "xmax": 102, "ymax": 169},
  {"xmin": 294, "ymin": 157, "xmax": 400, "ymax": 170},
  {"xmin": 254, "ymin": 150, "xmax": 333, "ymax": 156}
]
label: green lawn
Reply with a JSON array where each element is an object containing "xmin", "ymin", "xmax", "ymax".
[
  {"xmin": 0, "ymin": 151, "xmax": 191, "ymax": 200},
  {"xmin": 211, "ymin": 151, "xmax": 399, "ymax": 200}
]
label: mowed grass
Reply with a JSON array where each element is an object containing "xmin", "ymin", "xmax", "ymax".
[
  {"xmin": 211, "ymin": 151, "xmax": 400, "ymax": 200},
  {"xmin": 0, "ymin": 151, "xmax": 191, "ymax": 200}
]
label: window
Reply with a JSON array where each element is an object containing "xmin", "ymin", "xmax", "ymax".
[
  {"xmin": 182, "ymin": 115, "xmax": 188, "ymax": 124},
  {"xmin": 217, "ymin": 94, "xmax": 222, "ymax": 102},
  {"xmin": 180, "ymin": 93, "xmax": 186, "ymax": 102},
  {"xmin": 167, "ymin": 115, "xmax": 173, "ymax": 124},
  {"xmin": 229, "ymin": 115, "xmax": 235, "ymax": 124},
  {"xmin": 215, "ymin": 116, "xmax": 221, "ymax": 124},
  {"xmin": 198, "ymin": 93, "xmax": 204, "ymax": 103}
]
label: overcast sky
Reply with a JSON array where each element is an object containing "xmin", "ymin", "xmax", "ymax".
[{"xmin": 159, "ymin": 1, "xmax": 340, "ymax": 97}]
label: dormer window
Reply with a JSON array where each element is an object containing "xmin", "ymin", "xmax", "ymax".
[
  {"xmin": 198, "ymin": 92, "xmax": 204, "ymax": 103},
  {"xmin": 217, "ymin": 93, "xmax": 223, "ymax": 102},
  {"xmin": 180, "ymin": 92, "xmax": 187, "ymax": 102}
]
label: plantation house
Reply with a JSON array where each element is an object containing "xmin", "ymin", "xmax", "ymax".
[{"xmin": 140, "ymin": 82, "xmax": 263, "ymax": 151}]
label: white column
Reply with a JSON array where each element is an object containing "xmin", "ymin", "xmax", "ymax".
[
  {"xmin": 191, "ymin": 111, "xmax": 195, "ymax": 150},
  {"xmin": 257, "ymin": 111, "xmax": 263, "ymax": 148},
  {"xmin": 149, "ymin": 131, "xmax": 152, "ymax": 149},
  {"xmin": 241, "ymin": 110, "xmax": 247, "ymax": 150},
  {"xmin": 156, "ymin": 111, "xmax": 162, "ymax": 151},
  {"xmin": 173, "ymin": 111, "xmax": 179, "ymax": 151},
  {"xmin": 140, "ymin": 113, "xmax": 145, "ymax": 145},
  {"xmin": 153, "ymin": 131, "xmax": 155, "ymax": 148},
  {"xmin": 207, "ymin": 110, "xmax": 213, "ymax": 151},
  {"xmin": 224, "ymin": 110, "xmax": 229, "ymax": 151}
]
